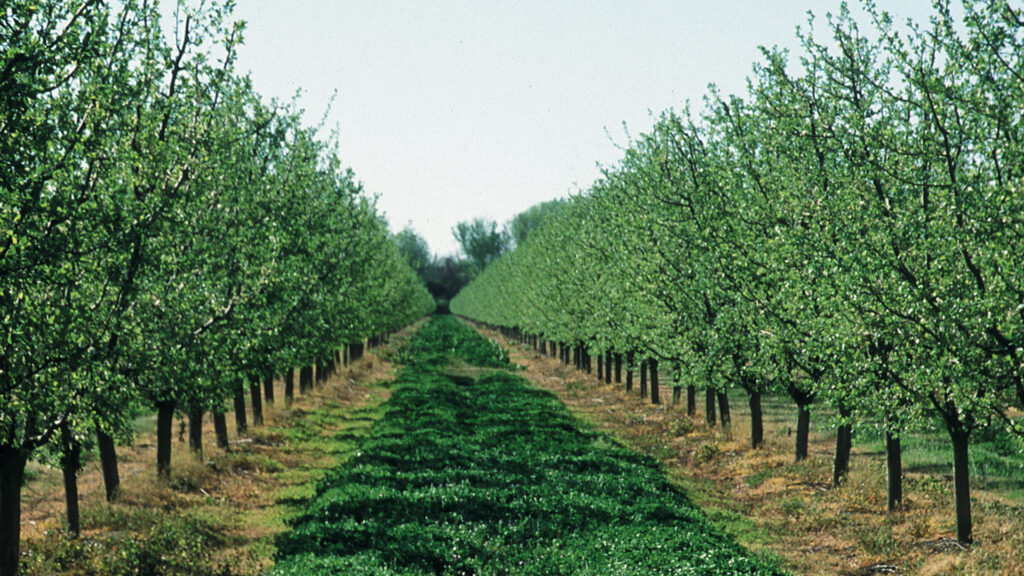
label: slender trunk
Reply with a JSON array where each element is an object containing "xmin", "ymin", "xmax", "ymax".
[
  {"xmin": 886, "ymin": 431, "xmax": 902, "ymax": 512},
  {"xmin": 705, "ymin": 388, "xmax": 717, "ymax": 426},
  {"xmin": 686, "ymin": 385, "xmax": 696, "ymax": 416},
  {"xmin": 640, "ymin": 359, "xmax": 648, "ymax": 399},
  {"xmin": 649, "ymin": 359, "xmax": 660, "ymax": 405},
  {"xmin": 717, "ymin": 391, "xmax": 731, "ymax": 428},
  {"xmin": 833, "ymin": 423, "xmax": 853, "ymax": 487},
  {"xmin": 213, "ymin": 412, "xmax": 229, "ymax": 450},
  {"xmin": 342, "ymin": 345, "xmax": 349, "ymax": 367},
  {"xmin": 625, "ymin": 350, "xmax": 635, "ymax": 392},
  {"xmin": 948, "ymin": 423, "xmax": 973, "ymax": 544},
  {"xmin": 597, "ymin": 353, "xmax": 604, "ymax": 381},
  {"xmin": 614, "ymin": 353, "xmax": 622, "ymax": 383},
  {"xmin": 284, "ymin": 368, "xmax": 295, "ymax": 405},
  {"xmin": 157, "ymin": 401, "xmax": 175, "ymax": 478},
  {"xmin": 96, "ymin": 427, "xmax": 121, "ymax": 502},
  {"xmin": 249, "ymin": 379, "xmax": 264, "ymax": 426},
  {"xmin": 604, "ymin": 351, "xmax": 612, "ymax": 383},
  {"xmin": 233, "ymin": 383, "xmax": 248, "ymax": 435},
  {"xmin": 749, "ymin": 390, "xmax": 764, "ymax": 449},
  {"xmin": 0, "ymin": 447, "xmax": 29, "ymax": 576},
  {"xmin": 263, "ymin": 371, "xmax": 275, "ymax": 404},
  {"xmin": 672, "ymin": 385, "xmax": 682, "ymax": 407},
  {"xmin": 300, "ymin": 364, "xmax": 312, "ymax": 391},
  {"xmin": 188, "ymin": 407, "xmax": 203, "ymax": 457},
  {"xmin": 539, "ymin": 340, "xmax": 546, "ymax": 356},
  {"xmin": 789, "ymin": 386, "xmax": 815, "ymax": 462},
  {"xmin": 795, "ymin": 405, "xmax": 811, "ymax": 462},
  {"xmin": 584, "ymin": 349, "xmax": 591, "ymax": 374},
  {"xmin": 60, "ymin": 423, "xmax": 81, "ymax": 538}
]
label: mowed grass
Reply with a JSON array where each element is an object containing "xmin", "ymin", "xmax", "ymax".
[{"xmin": 270, "ymin": 317, "xmax": 786, "ymax": 576}]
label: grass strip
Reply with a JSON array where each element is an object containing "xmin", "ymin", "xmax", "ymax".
[{"xmin": 271, "ymin": 317, "xmax": 787, "ymax": 575}]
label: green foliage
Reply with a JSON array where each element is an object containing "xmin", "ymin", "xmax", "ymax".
[
  {"xmin": 271, "ymin": 318, "xmax": 785, "ymax": 575},
  {"xmin": 451, "ymin": 0, "xmax": 1024, "ymax": 544},
  {"xmin": 452, "ymin": 218, "xmax": 510, "ymax": 275}
]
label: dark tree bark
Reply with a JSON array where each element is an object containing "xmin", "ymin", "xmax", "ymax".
[
  {"xmin": 188, "ymin": 407, "xmax": 203, "ymax": 457},
  {"xmin": 717, "ymin": 391, "xmax": 731, "ymax": 428},
  {"xmin": 705, "ymin": 387, "xmax": 717, "ymax": 426},
  {"xmin": 886, "ymin": 431, "xmax": 903, "ymax": 512},
  {"xmin": 672, "ymin": 386, "xmax": 682, "ymax": 407},
  {"xmin": 614, "ymin": 353, "xmax": 622, "ymax": 384},
  {"xmin": 686, "ymin": 385, "xmax": 696, "ymax": 416},
  {"xmin": 213, "ymin": 412, "xmax": 230, "ymax": 450},
  {"xmin": 249, "ymin": 378, "xmax": 264, "ymax": 426},
  {"xmin": 597, "ymin": 352, "xmax": 604, "ymax": 381},
  {"xmin": 0, "ymin": 447, "xmax": 29, "ymax": 576},
  {"xmin": 60, "ymin": 423, "xmax": 81, "ymax": 538},
  {"xmin": 948, "ymin": 421, "xmax": 973, "ymax": 543},
  {"xmin": 649, "ymin": 358, "xmax": 660, "ymax": 404},
  {"xmin": 795, "ymin": 407, "xmax": 811, "ymax": 462},
  {"xmin": 233, "ymin": 383, "xmax": 248, "ymax": 435},
  {"xmin": 749, "ymin": 390, "xmax": 764, "ymax": 449},
  {"xmin": 604, "ymin": 351, "xmax": 612, "ymax": 383},
  {"xmin": 263, "ymin": 371, "xmax": 275, "ymax": 404},
  {"xmin": 299, "ymin": 365, "xmax": 313, "ymax": 394},
  {"xmin": 788, "ymin": 385, "xmax": 815, "ymax": 462},
  {"xmin": 284, "ymin": 368, "xmax": 295, "ymax": 405},
  {"xmin": 833, "ymin": 404, "xmax": 853, "ymax": 487},
  {"xmin": 625, "ymin": 350, "xmax": 635, "ymax": 392},
  {"xmin": 156, "ymin": 401, "xmax": 175, "ymax": 478},
  {"xmin": 640, "ymin": 359, "xmax": 648, "ymax": 399},
  {"xmin": 96, "ymin": 427, "xmax": 121, "ymax": 502}
]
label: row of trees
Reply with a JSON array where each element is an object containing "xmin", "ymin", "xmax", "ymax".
[
  {"xmin": 0, "ymin": 1, "xmax": 433, "ymax": 574},
  {"xmin": 453, "ymin": 0, "xmax": 1023, "ymax": 545}
]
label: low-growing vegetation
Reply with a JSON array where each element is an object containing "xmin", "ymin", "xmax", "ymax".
[{"xmin": 271, "ymin": 316, "xmax": 785, "ymax": 575}]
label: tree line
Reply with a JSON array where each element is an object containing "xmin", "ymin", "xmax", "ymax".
[
  {"xmin": 0, "ymin": 1, "xmax": 433, "ymax": 574},
  {"xmin": 452, "ymin": 0, "xmax": 1023, "ymax": 546}
]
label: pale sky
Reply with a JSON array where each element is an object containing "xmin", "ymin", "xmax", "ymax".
[{"xmin": 229, "ymin": 1, "xmax": 939, "ymax": 257}]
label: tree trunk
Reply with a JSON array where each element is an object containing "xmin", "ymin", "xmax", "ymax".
[
  {"xmin": 249, "ymin": 379, "xmax": 264, "ymax": 426},
  {"xmin": 789, "ymin": 386, "xmax": 815, "ymax": 462},
  {"xmin": 300, "ymin": 365, "xmax": 313, "ymax": 393},
  {"xmin": 672, "ymin": 385, "xmax": 682, "ymax": 407},
  {"xmin": 749, "ymin": 390, "xmax": 764, "ymax": 449},
  {"xmin": 614, "ymin": 353, "xmax": 622, "ymax": 384},
  {"xmin": 60, "ymin": 423, "xmax": 81, "ymax": 538},
  {"xmin": 625, "ymin": 351, "xmax": 635, "ymax": 392},
  {"xmin": 795, "ymin": 405, "xmax": 811, "ymax": 462},
  {"xmin": 213, "ymin": 412, "xmax": 230, "ymax": 450},
  {"xmin": 263, "ymin": 371, "xmax": 275, "ymax": 404},
  {"xmin": 886, "ymin": 431, "xmax": 902, "ymax": 512},
  {"xmin": 686, "ymin": 385, "xmax": 696, "ymax": 416},
  {"xmin": 96, "ymin": 427, "xmax": 121, "ymax": 502},
  {"xmin": 833, "ymin": 422, "xmax": 853, "ymax": 487},
  {"xmin": 284, "ymin": 368, "xmax": 295, "ymax": 405},
  {"xmin": 649, "ymin": 359, "xmax": 660, "ymax": 404},
  {"xmin": 188, "ymin": 407, "xmax": 203, "ymax": 457},
  {"xmin": 640, "ymin": 359, "xmax": 648, "ymax": 399},
  {"xmin": 717, "ymin": 391, "xmax": 731, "ymax": 428},
  {"xmin": 705, "ymin": 388, "xmax": 717, "ymax": 426},
  {"xmin": 157, "ymin": 401, "xmax": 175, "ymax": 479},
  {"xmin": 0, "ymin": 447, "xmax": 29, "ymax": 576},
  {"xmin": 597, "ymin": 352, "xmax": 604, "ymax": 381},
  {"xmin": 233, "ymin": 383, "xmax": 248, "ymax": 435},
  {"xmin": 948, "ymin": 423, "xmax": 973, "ymax": 543}
]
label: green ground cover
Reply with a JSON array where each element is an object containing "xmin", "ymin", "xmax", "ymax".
[{"xmin": 270, "ymin": 316, "xmax": 786, "ymax": 575}]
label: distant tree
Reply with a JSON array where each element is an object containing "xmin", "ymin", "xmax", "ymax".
[
  {"xmin": 509, "ymin": 199, "xmax": 568, "ymax": 247},
  {"xmin": 452, "ymin": 218, "xmax": 510, "ymax": 274},
  {"xmin": 394, "ymin": 227, "xmax": 431, "ymax": 276}
]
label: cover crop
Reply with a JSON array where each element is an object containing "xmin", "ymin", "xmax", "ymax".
[{"xmin": 270, "ymin": 317, "xmax": 785, "ymax": 575}]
